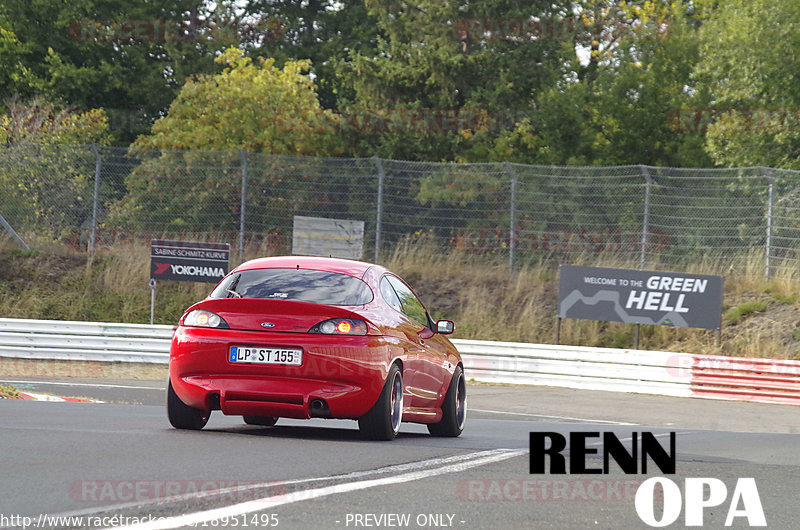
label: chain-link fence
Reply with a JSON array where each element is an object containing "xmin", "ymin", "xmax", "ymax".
[{"xmin": 1, "ymin": 143, "xmax": 798, "ymax": 277}]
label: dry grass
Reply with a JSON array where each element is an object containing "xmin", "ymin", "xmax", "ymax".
[
  {"xmin": 384, "ymin": 236, "xmax": 800, "ymax": 359},
  {"xmin": 1, "ymin": 236, "xmax": 800, "ymax": 359},
  {"xmin": 0, "ymin": 239, "xmax": 208, "ymax": 324}
]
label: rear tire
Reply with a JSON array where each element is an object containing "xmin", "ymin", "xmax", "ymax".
[
  {"xmin": 358, "ymin": 364, "xmax": 403, "ymax": 441},
  {"xmin": 427, "ymin": 365, "xmax": 466, "ymax": 437},
  {"xmin": 243, "ymin": 416, "xmax": 279, "ymax": 427},
  {"xmin": 167, "ymin": 379, "xmax": 210, "ymax": 430}
]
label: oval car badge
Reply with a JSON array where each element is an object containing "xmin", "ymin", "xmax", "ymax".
[{"xmin": 260, "ymin": 322, "xmax": 276, "ymax": 328}]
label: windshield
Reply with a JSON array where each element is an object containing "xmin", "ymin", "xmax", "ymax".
[{"xmin": 209, "ymin": 268, "xmax": 373, "ymax": 306}]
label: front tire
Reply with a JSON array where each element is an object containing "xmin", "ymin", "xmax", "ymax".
[
  {"xmin": 167, "ymin": 379, "xmax": 210, "ymax": 430},
  {"xmin": 358, "ymin": 364, "xmax": 403, "ymax": 441},
  {"xmin": 243, "ymin": 416, "xmax": 279, "ymax": 427},
  {"xmin": 427, "ymin": 365, "xmax": 466, "ymax": 437}
]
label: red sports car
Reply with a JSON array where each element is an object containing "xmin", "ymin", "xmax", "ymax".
[{"xmin": 167, "ymin": 256, "xmax": 466, "ymax": 440}]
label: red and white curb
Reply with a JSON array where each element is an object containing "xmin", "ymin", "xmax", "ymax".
[
  {"xmin": 16, "ymin": 392, "xmax": 103, "ymax": 403},
  {"xmin": 687, "ymin": 354, "xmax": 800, "ymax": 406}
]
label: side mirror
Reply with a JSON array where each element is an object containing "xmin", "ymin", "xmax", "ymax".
[{"xmin": 436, "ymin": 320, "xmax": 455, "ymax": 335}]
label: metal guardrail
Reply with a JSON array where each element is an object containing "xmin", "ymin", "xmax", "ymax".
[
  {"xmin": 0, "ymin": 318, "xmax": 798, "ymax": 405},
  {"xmin": 454, "ymin": 339, "xmax": 692, "ymax": 398},
  {"xmin": 0, "ymin": 318, "xmax": 174, "ymax": 364}
]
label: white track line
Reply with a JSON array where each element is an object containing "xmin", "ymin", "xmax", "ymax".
[
  {"xmin": 470, "ymin": 408, "xmax": 637, "ymax": 425},
  {"xmin": 54, "ymin": 450, "xmax": 513, "ymax": 519},
  {"xmin": 110, "ymin": 449, "xmax": 525, "ymax": 530},
  {"xmin": 0, "ymin": 380, "xmax": 164, "ymax": 390}
]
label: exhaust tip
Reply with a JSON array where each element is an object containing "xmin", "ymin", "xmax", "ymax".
[
  {"xmin": 207, "ymin": 393, "xmax": 221, "ymax": 410},
  {"xmin": 310, "ymin": 398, "xmax": 332, "ymax": 418}
]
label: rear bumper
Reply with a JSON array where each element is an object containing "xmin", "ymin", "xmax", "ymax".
[{"xmin": 169, "ymin": 326, "xmax": 397, "ymax": 419}]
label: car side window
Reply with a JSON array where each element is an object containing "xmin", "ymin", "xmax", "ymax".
[
  {"xmin": 379, "ymin": 276, "xmax": 403, "ymax": 313},
  {"xmin": 386, "ymin": 275, "xmax": 430, "ymax": 329}
]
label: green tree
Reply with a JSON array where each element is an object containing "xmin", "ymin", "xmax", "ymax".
[
  {"xmin": 335, "ymin": 0, "xmax": 567, "ymax": 161},
  {"xmin": 697, "ymin": 0, "xmax": 800, "ymax": 168},
  {"xmin": 243, "ymin": 0, "xmax": 379, "ymax": 110},
  {"xmin": 113, "ymin": 48, "xmax": 340, "ymax": 233},
  {"xmin": 0, "ymin": 97, "xmax": 110, "ymax": 240},
  {"xmin": 132, "ymin": 47, "xmax": 339, "ymax": 154},
  {"xmin": 0, "ymin": 95, "xmax": 109, "ymax": 146},
  {"xmin": 0, "ymin": 0, "xmax": 242, "ymax": 144},
  {"xmin": 0, "ymin": 16, "xmax": 26, "ymax": 98},
  {"xmin": 407, "ymin": 1, "xmax": 714, "ymax": 256},
  {"xmin": 489, "ymin": 1, "xmax": 711, "ymax": 167}
]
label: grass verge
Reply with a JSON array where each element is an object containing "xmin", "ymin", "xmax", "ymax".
[
  {"xmin": 0, "ymin": 384, "xmax": 20, "ymax": 399},
  {"xmin": 1, "ymin": 238, "xmax": 799, "ymax": 359}
]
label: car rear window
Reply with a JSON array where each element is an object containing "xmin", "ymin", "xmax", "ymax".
[{"xmin": 209, "ymin": 268, "xmax": 373, "ymax": 305}]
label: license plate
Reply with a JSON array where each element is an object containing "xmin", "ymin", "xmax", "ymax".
[{"xmin": 229, "ymin": 346, "xmax": 302, "ymax": 366}]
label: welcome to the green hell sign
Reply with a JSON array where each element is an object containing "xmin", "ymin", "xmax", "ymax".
[{"xmin": 558, "ymin": 265, "xmax": 724, "ymax": 330}]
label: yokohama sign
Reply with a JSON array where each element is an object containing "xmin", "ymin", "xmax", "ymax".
[{"xmin": 150, "ymin": 240, "xmax": 229, "ymax": 283}]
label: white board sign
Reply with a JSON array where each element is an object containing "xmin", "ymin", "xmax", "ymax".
[{"xmin": 292, "ymin": 216, "xmax": 365, "ymax": 259}]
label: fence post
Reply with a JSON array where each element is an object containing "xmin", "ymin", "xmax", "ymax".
[
  {"xmin": 0, "ymin": 214, "xmax": 29, "ymax": 251},
  {"xmin": 764, "ymin": 167, "xmax": 774, "ymax": 280},
  {"xmin": 90, "ymin": 145, "xmax": 102, "ymax": 254},
  {"xmin": 639, "ymin": 165, "xmax": 652, "ymax": 270},
  {"xmin": 238, "ymin": 149, "xmax": 247, "ymax": 263},
  {"xmin": 635, "ymin": 165, "xmax": 653, "ymax": 350},
  {"xmin": 373, "ymin": 157, "xmax": 385, "ymax": 263},
  {"xmin": 505, "ymin": 162, "xmax": 518, "ymax": 273}
]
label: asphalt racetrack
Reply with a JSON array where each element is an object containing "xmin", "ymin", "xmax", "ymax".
[{"xmin": 1, "ymin": 378, "xmax": 799, "ymax": 529}]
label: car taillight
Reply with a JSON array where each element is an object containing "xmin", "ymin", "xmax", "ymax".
[
  {"xmin": 309, "ymin": 318, "xmax": 367, "ymax": 335},
  {"xmin": 183, "ymin": 310, "xmax": 229, "ymax": 328}
]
